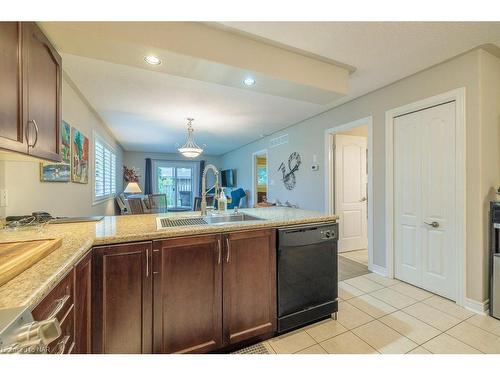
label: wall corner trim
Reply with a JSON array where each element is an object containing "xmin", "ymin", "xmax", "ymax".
[{"xmin": 464, "ymin": 297, "xmax": 489, "ymax": 315}]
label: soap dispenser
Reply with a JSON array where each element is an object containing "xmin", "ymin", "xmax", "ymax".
[{"xmin": 218, "ymin": 190, "xmax": 227, "ymax": 212}]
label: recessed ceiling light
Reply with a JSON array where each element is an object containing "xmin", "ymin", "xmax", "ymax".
[
  {"xmin": 144, "ymin": 55, "xmax": 161, "ymax": 65},
  {"xmin": 243, "ymin": 77, "xmax": 256, "ymax": 86}
]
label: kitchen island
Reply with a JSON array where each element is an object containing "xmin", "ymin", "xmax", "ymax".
[{"xmin": 0, "ymin": 207, "xmax": 337, "ymax": 353}]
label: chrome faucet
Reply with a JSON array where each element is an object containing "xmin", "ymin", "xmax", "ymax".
[{"xmin": 201, "ymin": 164, "xmax": 220, "ymax": 216}]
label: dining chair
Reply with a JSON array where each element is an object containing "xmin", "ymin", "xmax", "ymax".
[
  {"xmin": 127, "ymin": 197, "xmax": 146, "ymax": 215},
  {"xmin": 148, "ymin": 194, "xmax": 168, "ymax": 213},
  {"xmin": 193, "ymin": 195, "xmax": 216, "ymax": 211},
  {"xmin": 193, "ymin": 197, "xmax": 202, "ymax": 211}
]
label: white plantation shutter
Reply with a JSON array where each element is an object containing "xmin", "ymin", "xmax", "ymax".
[{"xmin": 94, "ymin": 135, "xmax": 117, "ymax": 201}]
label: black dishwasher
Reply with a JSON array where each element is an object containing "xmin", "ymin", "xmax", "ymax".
[{"xmin": 277, "ymin": 222, "xmax": 338, "ymax": 333}]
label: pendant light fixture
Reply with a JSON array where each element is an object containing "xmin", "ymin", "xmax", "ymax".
[{"xmin": 178, "ymin": 118, "xmax": 204, "ymax": 158}]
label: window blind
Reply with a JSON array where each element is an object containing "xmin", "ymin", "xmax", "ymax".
[{"xmin": 94, "ymin": 137, "xmax": 116, "ymax": 201}]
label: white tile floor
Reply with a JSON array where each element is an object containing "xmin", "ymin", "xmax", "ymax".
[
  {"xmin": 339, "ymin": 249, "xmax": 369, "ymax": 266},
  {"xmin": 263, "ymin": 273, "xmax": 500, "ymax": 354}
]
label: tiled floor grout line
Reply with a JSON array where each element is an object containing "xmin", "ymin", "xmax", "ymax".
[
  {"xmin": 462, "ymin": 317, "xmax": 500, "ymax": 339},
  {"xmin": 347, "ymin": 323, "xmax": 383, "ymax": 354},
  {"xmin": 341, "ymin": 277, "xmax": 494, "ymax": 353},
  {"xmin": 272, "ymin": 272, "xmax": 500, "ymax": 354},
  {"xmin": 439, "ymin": 320, "xmax": 489, "ymax": 353}
]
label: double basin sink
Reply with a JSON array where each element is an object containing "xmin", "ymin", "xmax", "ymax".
[{"xmin": 157, "ymin": 212, "xmax": 264, "ymax": 229}]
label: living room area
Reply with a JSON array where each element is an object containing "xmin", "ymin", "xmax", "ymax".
[{"xmin": 118, "ymin": 150, "xmax": 249, "ymax": 215}]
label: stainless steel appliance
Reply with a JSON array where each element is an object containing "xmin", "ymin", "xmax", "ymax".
[
  {"xmin": 0, "ymin": 306, "xmax": 61, "ymax": 353},
  {"xmin": 490, "ymin": 201, "xmax": 500, "ymax": 319},
  {"xmin": 277, "ymin": 222, "xmax": 338, "ymax": 333}
]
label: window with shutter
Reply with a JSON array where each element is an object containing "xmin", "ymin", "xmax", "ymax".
[{"xmin": 94, "ymin": 134, "xmax": 117, "ymax": 202}]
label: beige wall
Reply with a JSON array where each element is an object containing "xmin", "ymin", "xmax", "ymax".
[
  {"xmin": 478, "ymin": 49, "xmax": 500, "ymax": 301},
  {"xmin": 221, "ymin": 48, "xmax": 499, "ymax": 304},
  {"xmin": 339, "ymin": 125, "xmax": 369, "ymax": 137},
  {"xmin": 0, "ymin": 75, "xmax": 123, "ymax": 218}
]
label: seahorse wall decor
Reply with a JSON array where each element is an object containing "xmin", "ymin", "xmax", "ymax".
[{"xmin": 278, "ymin": 152, "xmax": 301, "ymax": 190}]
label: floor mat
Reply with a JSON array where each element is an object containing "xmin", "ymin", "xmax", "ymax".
[
  {"xmin": 339, "ymin": 256, "xmax": 369, "ymax": 281},
  {"xmin": 232, "ymin": 342, "xmax": 272, "ymax": 354}
]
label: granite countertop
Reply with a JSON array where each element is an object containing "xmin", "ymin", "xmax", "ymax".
[{"xmin": 0, "ymin": 207, "xmax": 337, "ymax": 310}]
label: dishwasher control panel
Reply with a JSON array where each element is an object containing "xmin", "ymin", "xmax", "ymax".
[{"xmin": 320, "ymin": 227, "xmax": 337, "ymax": 240}]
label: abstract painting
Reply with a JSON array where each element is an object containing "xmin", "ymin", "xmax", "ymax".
[
  {"xmin": 40, "ymin": 163, "xmax": 71, "ymax": 182},
  {"xmin": 40, "ymin": 121, "xmax": 71, "ymax": 182},
  {"xmin": 60, "ymin": 121, "xmax": 71, "ymax": 164},
  {"xmin": 71, "ymin": 127, "xmax": 89, "ymax": 184}
]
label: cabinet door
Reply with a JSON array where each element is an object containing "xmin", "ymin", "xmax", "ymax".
[
  {"xmin": 74, "ymin": 251, "xmax": 92, "ymax": 354},
  {"xmin": 92, "ymin": 242, "xmax": 152, "ymax": 354},
  {"xmin": 22, "ymin": 22, "xmax": 61, "ymax": 162},
  {"xmin": 223, "ymin": 229, "xmax": 276, "ymax": 346},
  {"xmin": 153, "ymin": 235, "xmax": 222, "ymax": 353},
  {"xmin": 0, "ymin": 22, "xmax": 25, "ymax": 153}
]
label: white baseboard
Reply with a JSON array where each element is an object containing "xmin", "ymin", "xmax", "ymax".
[
  {"xmin": 463, "ymin": 297, "xmax": 489, "ymax": 315},
  {"xmin": 368, "ymin": 263, "xmax": 388, "ymax": 277}
]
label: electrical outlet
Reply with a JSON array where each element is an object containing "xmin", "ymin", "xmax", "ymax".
[{"xmin": 0, "ymin": 189, "xmax": 7, "ymax": 207}]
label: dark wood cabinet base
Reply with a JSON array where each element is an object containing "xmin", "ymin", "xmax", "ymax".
[{"xmin": 32, "ymin": 228, "xmax": 278, "ymax": 354}]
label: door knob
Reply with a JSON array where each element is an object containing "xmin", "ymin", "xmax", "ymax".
[
  {"xmin": 359, "ymin": 197, "xmax": 367, "ymax": 202},
  {"xmin": 424, "ymin": 221, "xmax": 440, "ymax": 228}
]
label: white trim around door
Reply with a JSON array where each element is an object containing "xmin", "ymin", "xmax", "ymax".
[
  {"xmin": 385, "ymin": 87, "xmax": 466, "ymax": 307},
  {"xmin": 252, "ymin": 149, "xmax": 268, "ymax": 208},
  {"xmin": 324, "ymin": 117, "xmax": 377, "ymax": 274}
]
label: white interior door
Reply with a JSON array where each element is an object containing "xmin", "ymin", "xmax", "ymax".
[
  {"xmin": 334, "ymin": 134, "xmax": 368, "ymax": 253},
  {"xmin": 394, "ymin": 101, "xmax": 456, "ymax": 300}
]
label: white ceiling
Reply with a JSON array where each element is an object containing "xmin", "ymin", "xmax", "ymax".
[
  {"xmin": 62, "ymin": 54, "xmax": 327, "ymax": 154},
  {"xmin": 60, "ymin": 22, "xmax": 500, "ymax": 155},
  {"xmin": 219, "ymin": 22, "xmax": 500, "ymax": 108}
]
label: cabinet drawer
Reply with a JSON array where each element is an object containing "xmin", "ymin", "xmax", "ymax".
[
  {"xmin": 32, "ymin": 269, "xmax": 74, "ymax": 322},
  {"xmin": 48, "ymin": 304, "xmax": 74, "ymax": 354}
]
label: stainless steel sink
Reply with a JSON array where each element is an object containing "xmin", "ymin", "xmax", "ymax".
[
  {"xmin": 156, "ymin": 213, "xmax": 264, "ymax": 229},
  {"xmin": 202, "ymin": 213, "xmax": 263, "ymax": 225}
]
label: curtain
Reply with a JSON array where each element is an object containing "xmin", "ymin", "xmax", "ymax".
[
  {"xmin": 199, "ymin": 160, "xmax": 205, "ymax": 196},
  {"xmin": 144, "ymin": 158, "xmax": 152, "ymax": 195}
]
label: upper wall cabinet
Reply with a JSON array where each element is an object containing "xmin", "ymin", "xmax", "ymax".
[
  {"xmin": 22, "ymin": 22, "xmax": 62, "ymax": 161},
  {"xmin": 0, "ymin": 22, "xmax": 61, "ymax": 162},
  {"xmin": 0, "ymin": 22, "xmax": 24, "ymax": 153}
]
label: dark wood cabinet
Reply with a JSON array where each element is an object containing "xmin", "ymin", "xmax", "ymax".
[
  {"xmin": 74, "ymin": 251, "xmax": 92, "ymax": 354},
  {"xmin": 22, "ymin": 22, "xmax": 61, "ymax": 161},
  {"xmin": 152, "ymin": 235, "xmax": 222, "ymax": 354},
  {"xmin": 0, "ymin": 22, "xmax": 61, "ymax": 161},
  {"xmin": 153, "ymin": 229, "xmax": 276, "ymax": 353},
  {"xmin": 32, "ymin": 269, "xmax": 75, "ymax": 354},
  {"xmin": 222, "ymin": 229, "xmax": 276, "ymax": 346},
  {"xmin": 0, "ymin": 22, "xmax": 25, "ymax": 153},
  {"xmin": 29, "ymin": 228, "xmax": 277, "ymax": 354},
  {"xmin": 92, "ymin": 242, "xmax": 152, "ymax": 354}
]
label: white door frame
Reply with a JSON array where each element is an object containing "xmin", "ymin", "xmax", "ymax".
[
  {"xmin": 324, "ymin": 117, "xmax": 376, "ymax": 272},
  {"xmin": 252, "ymin": 149, "xmax": 268, "ymax": 207},
  {"xmin": 385, "ymin": 87, "xmax": 466, "ymax": 307}
]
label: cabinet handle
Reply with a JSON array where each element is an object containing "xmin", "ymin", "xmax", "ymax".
[
  {"xmin": 47, "ymin": 295, "xmax": 70, "ymax": 320},
  {"xmin": 226, "ymin": 237, "xmax": 230, "ymax": 263},
  {"xmin": 26, "ymin": 120, "xmax": 39, "ymax": 148},
  {"xmin": 146, "ymin": 249, "xmax": 149, "ymax": 277},
  {"xmin": 51, "ymin": 335, "xmax": 70, "ymax": 354},
  {"xmin": 217, "ymin": 239, "xmax": 222, "ymax": 264}
]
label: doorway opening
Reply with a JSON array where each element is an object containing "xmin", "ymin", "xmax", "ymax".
[
  {"xmin": 325, "ymin": 117, "xmax": 374, "ymax": 278},
  {"xmin": 252, "ymin": 150, "xmax": 268, "ymax": 207}
]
